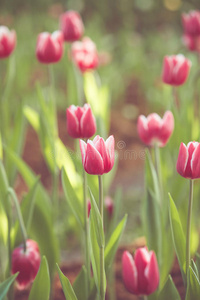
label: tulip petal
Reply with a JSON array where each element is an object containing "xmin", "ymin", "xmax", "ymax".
[
  {"xmin": 191, "ymin": 143, "xmax": 200, "ymax": 179},
  {"xmin": 66, "ymin": 108, "xmax": 80, "ymax": 138},
  {"xmin": 84, "ymin": 141, "xmax": 104, "ymax": 175},
  {"xmin": 81, "ymin": 105, "xmax": 96, "ymax": 138},
  {"xmin": 145, "ymin": 251, "xmax": 159, "ymax": 295},
  {"xmin": 176, "ymin": 143, "xmax": 188, "ymax": 178},
  {"xmin": 79, "ymin": 139, "xmax": 87, "ymax": 165},
  {"xmin": 105, "ymin": 135, "xmax": 115, "ymax": 172},
  {"xmin": 134, "ymin": 247, "xmax": 149, "ymax": 294},
  {"xmin": 159, "ymin": 111, "xmax": 174, "ymax": 146},
  {"xmin": 122, "ymin": 251, "xmax": 138, "ymax": 294},
  {"xmin": 137, "ymin": 115, "xmax": 151, "ymax": 146}
]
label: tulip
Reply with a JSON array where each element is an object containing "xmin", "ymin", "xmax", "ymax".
[
  {"xmin": 12, "ymin": 239, "xmax": 41, "ymax": 290},
  {"xmin": 0, "ymin": 26, "xmax": 16, "ymax": 59},
  {"xmin": 66, "ymin": 104, "xmax": 96, "ymax": 139},
  {"xmin": 79, "ymin": 135, "xmax": 115, "ymax": 175},
  {"xmin": 60, "ymin": 10, "xmax": 84, "ymax": 42},
  {"xmin": 36, "ymin": 31, "xmax": 63, "ymax": 64},
  {"xmin": 137, "ymin": 111, "xmax": 174, "ymax": 147},
  {"xmin": 182, "ymin": 11, "xmax": 200, "ymax": 37},
  {"xmin": 176, "ymin": 142, "xmax": 200, "ymax": 179},
  {"xmin": 162, "ymin": 54, "xmax": 191, "ymax": 86},
  {"xmin": 182, "ymin": 34, "xmax": 200, "ymax": 52},
  {"xmin": 104, "ymin": 196, "xmax": 114, "ymax": 217},
  {"xmin": 122, "ymin": 247, "xmax": 159, "ymax": 296},
  {"xmin": 87, "ymin": 200, "xmax": 91, "ymax": 217},
  {"xmin": 71, "ymin": 37, "xmax": 99, "ymax": 73}
]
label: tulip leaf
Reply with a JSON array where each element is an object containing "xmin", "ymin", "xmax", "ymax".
[
  {"xmin": 0, "ymin": 273, "xmax": 19, "ymax": 300},
  {"xmin": 168, "ymin": 193, "xmax": 186, "ymax": 280},
  {"xmin": 186, "ymin": 266, "xmax": 200, "ymax": 300},
  {"xmin": 0, "ymin": 132, "xmax": 2, "ymax": 160},
  {"xmin": 23, "ymin": 105, "xmax": 40, "ymax": 132},
  {"xmin": 105, "ymin": 214, "xmax": 127, "ymax": 273},
  {"xmin": 4, "ymin": 147, "xmax": 59, "ymax": 277},
  {"xmin": 57, "ymin": 264, "xmax": 78, "ymax": 300},
  {"xmin": 89, "ymin": 188, "xmax": 104, "ymax": 248},
  {"xmin": 158, "ymin": 275, "xmax": 180, "ymax": 300},
  {"xmin": 195, "ymin": 253, "xmax": 200, "ymax": 277},
  {"xmin": 61, "ymin": 168, "xmax": 84, "ymax": 229},
  {"xmin": 73, "ymin": 266, "xmax": 87, "ymax": 300},
  {"xmin": 28, "ymin": 256, "xmax": 50, "ymax": 300}
]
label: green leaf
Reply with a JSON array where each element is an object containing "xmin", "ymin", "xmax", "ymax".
[
  {"xmin": 73, "ymin": 266, "xmax": 87, "ymax": 300},
  {"xmin": 191, "ymin": 260, "xmax": 199, "ymax": 279},
  {"xmin": 0, "ymin": 273, "xmax": 19, "ymax": 300},
  {"xmin": 195, "ymin": 253, "xmax": 200, "ymax": 277},
  {"xmin": 168, "ymin": 193, "xmax": 186, "ymax": 279},
  {"xmin": 0, "ymin": 160, "xmax": 9, "ymax": 214},
  {"xmin": 145, "ymin": 150, "xmax": 160, "ymax": 205},
  {"xmin": 61, "ymin": 168, "xmax": 84, "ymax": 228},
  {"xmin": 28, "ymin": 256, "xmax": 50, "ymax": 300},
  {"xmin": 158, "ymin": 275, "xmax": 180, "ymax": 300},
  {"xmin": 0, "ymin": 132, "xmax": 2, "ymax": 160},
  {"xmin": 23, "ymin": 105, "xmax": 40, "ymax": 132},
  {"xmin": 4, "ymin": 147, "xmax": 59, "ymax": 276},
  {"xmin": 186, "ymin": 266, "xmax": 200, "ymax": 300},
  {"xmin": 105, "ymin": 214, "xmax": 127, "ymax": 273},
  {"xmin": 89, "ymin": 188, "xmax": 104, "ymax": 248},
  {"xmin": 57, "ymin": 264, "xmax": 78, "ymax": 300}
]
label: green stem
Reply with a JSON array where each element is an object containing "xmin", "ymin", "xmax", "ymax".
[
  {"xmin": 83, "ymin": 168, "xmax": 90, "ymax": 296},
  {"xmin": 7, "ymin": 188, "xmax": 28, "ymax": 253},
  {"xmin": 154, "ymin": 143, "xmax": 163, "ymax": 204},
  {"xmin": 98, "ymin": 175, "xmax": 105, "ymax": 300},
  {"xmin": 172, "ymin": 87, "xmax": 180, "ymax": 111},
  {"xmin": 186, "ymin": 179, "xmax": 194, "ymax": 278}
]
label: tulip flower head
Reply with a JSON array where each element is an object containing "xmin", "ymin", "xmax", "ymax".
[
  {"xmin": 12, "ymin": 239, "xmax": 41, "ymax": 290},
  {"xmin": 60, "ymin": 10, "xmax": 84, "ymax": 42},
  {"xmin": 122, "ymin": 247, "xmax": 159, "ymax": 296},
  {"xmin": 182, "ymin": 11, "xmax": 200, "ymax": 52},
  {"xmin": 162, "ymin": 54, "xmax": 191, "ymax": 86},
  {"xmin": 80, "ymin": 135, "xmax": 115, "ymax": 175},
  {"xmin": 177, "ymin": 142, "xmax": 200, "ymax": 180},
  {"xmin": 0, "ymin": 26, "xmax": 16, "ymax": 59},
  {"xmin": 36, "ymin": 31, "xmax": 63, "ymax": 64},
  {"xmin": 71, "ymin": 37, "xmax": 99, "ymax": 73},
  {"xmin": 66, "ymin": 104, "xmax": 96, "ymax": 139},
  {"xmin": 137, "ymin": 111, "xmax": 174, "ymax": 147}
]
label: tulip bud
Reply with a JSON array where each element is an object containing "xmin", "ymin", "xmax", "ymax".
[
  {"xmin": 79, "ymin": 135, "xmax": 115, "ymax": 175},
  {"xmin": 11, "ymin": 239, "xmax": 41, "ymax": 290},
  {"xmin": 137, "ymin": 111, "xmax": 174, "ymax": 147},
  {"xmin": 162, "ymin": 54, "xmax": 191, "ymax": 86},
  {"xmin": 177, "ymin": 142, "xmax": 200, "ymax": 180},
  {"xmin": 88, "ymin": 200, "xmax": 91, "ymax": 217},
  {"xmin": 60, "ymin": 10, "xmax": 84, "ymax": 42},
  {"xmin": 36, "ymin": 31, "xmax": 63, "ymax": 64},
  {"xmin": 122, "ymin": 247, "xmax": 159, "ymax": 295},
  {"xmin": 104, "ymin": 196, "xmax": 114, "ymax": 218},
  {"xmin": 66, "ymin": 104, "xmax": 96, "ymax": 139},
  {"xmin": 182, "ymin": 11, "xmax": 200, "ymax": 37},
  {"xmin": 71, "ymin": 37, "xmax": 99, "ymax": 73},
  {"xmin": 0, "ymin": 26, "xmax": 16, "ymax": 59}
]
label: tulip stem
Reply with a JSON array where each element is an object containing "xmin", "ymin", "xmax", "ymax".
[
  {"xmin": 186, "ymin": 179, "xmax": 194, "ymax": 278},
  {"xmin": 172, "ymin": 87, "xmax": 180, "ymax": 111},
  {"xmin": 98, "ymin": 175, "xmax": 105, "ymax": 300},
  {"xmin": 7, "ymin": 188, "xmax": 28, "ymax": 253},
  {"xmin": 83, "ymin": 168, "xmax": 90, "ymax": 296},
  {"xmin": 154, "ymin": 144, "xmax": 163, "ymax": 204}
]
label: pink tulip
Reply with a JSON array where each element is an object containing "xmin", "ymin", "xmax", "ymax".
[
  {"xmin": 182, "ymin": 11, "xmax": 200, "ymax": 37},
  {"xmin": 122, "ymin": 248, "xmax": 159, "ymax": 296},
  {"xmin": 137, "ymin": 111, "xmax": 174, "ymax": 147},
  {"xmin": 162, "ymin": 54, "xmax": 191, "ymax": 86},
  {"xmin": 183, "ymin": 34, "xmax": 200, "ymax": 52},
  {"xmin": 0, "ymin": 26, "xmax": 16, "ymax": 59},
  {"xmin": 87, "ymin": 200, "xmax": 91, "ymax": 217},
  {"xmin": 177, "ymin": 142, "xmax": 200, "ymax": 179},
  {"xmin": 66, "ymin": 104, "xmax": 96, "ymax": 139},
  {"xmin": 12, "ymin": 239, "xmax": 41, "ymax": 290},
  {"xmin": 36, "ymin": 31, "xmax": 63, "ymax": 64},
  {"xmin": 104, "ymin": 196, "xmax": 114, "ymax": 217},
  {"xmin": 71, "ymin": 37, "xmax": 99, "ymax": 73},
  {"xmin": 60, "ymin": 10, "xmax": 84, "ymax": 42},
  {"xmin": 79, "ymin": 135, "xmax": 115, "ymax": 175}
]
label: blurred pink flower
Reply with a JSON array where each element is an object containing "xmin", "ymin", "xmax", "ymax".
[
  {"xmin": 80, "ymin": 135, "xmax": 115, "ymax": 175},
  {"xmin": 60, "ymin": 10, "xmax": 84, "ymax": 42},
  {"xmin": 122, "ymin": 247, "xmax": 159, "ymax": 296},
  {"xmin": 137, "ymin": 111, "xmax": 174, "ymax": 147},
  {"xmin": 104, "ymin": 196, "xmax": 114, "ymax": 218},
  {"xmin": 162, "ymin": 54, "xmax": 191, "ymax": 86},
  {"xmin": 36, "ymin": 31, "xmax": 63, "ymax": 64},
  {"xmin": 177, "ymin": 142, "xmax": 200, "ymax": 179},
  {"xmin": 12, "ymin": 239, "xmax": 41, "ymax": 290},
  {"xmin": 0, "ymin": 26, "xmax": 16, "ymax": 59},
  {"xmin": 71, "ymin": 37, "xmax": 99, "ymax": 73}
]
